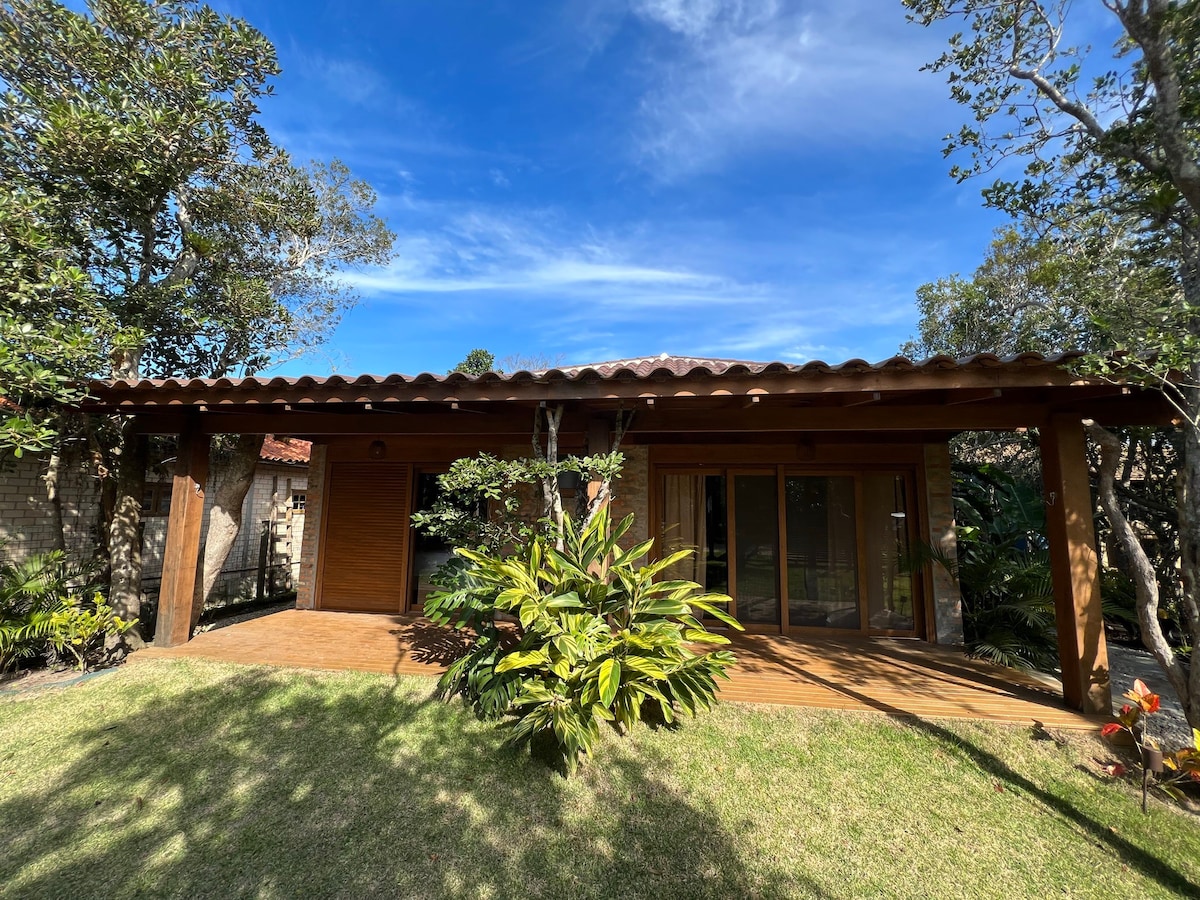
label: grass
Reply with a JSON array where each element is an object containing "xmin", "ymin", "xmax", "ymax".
[{"xmin": 1, "ymin": 659, "xmax": 1198, "ymax": 899}]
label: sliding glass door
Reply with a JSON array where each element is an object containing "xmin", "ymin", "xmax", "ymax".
[
  {"xmin": 661, "ymin": 472, "xmax": 729, "ymax": 601},
  {"xmin": 784, "ymin": 475, "xmax": 861, "ymax": 630},
  {"xmin": 861, "ymin": 474, "xmax": 916, "ymax": 632},
  {"xmin": 659, "ymin": 466, "xmax": 919, "ymax": 636},
  {"xmin": 731, "ymin": 473, "xmax": 780, "ymax": 627}
]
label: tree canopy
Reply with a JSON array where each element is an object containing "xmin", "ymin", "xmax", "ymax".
[
  {"xmin": 0, "ymin": 0, "xmax": 394, "ymax": 390},
  {"xmin": 906, "ymin": 0, "xmax": 1200, "ymax": 728},
  {"xmin": 449, "ymin": 349, "xmax": 496, "ymax": 376}
]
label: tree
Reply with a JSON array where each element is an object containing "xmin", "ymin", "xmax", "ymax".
[
  {"xmin": 902, "ymin": 224, "xmax": 1168, "ymax": 360},
  {"xmin": 449, "ymin": 349, "xmax": 496, "ymax": 375},
  {"xmin": 905, "ymin": 222, "xmax": 1184, "ymax": 628},
  {"xmin": 0, "ymin": 0, "xmax": 394, "ymax": 627},
  {"xmin": 905, "ymin": 0, "xmax": 1200, "ymax": 728},
  {"xmin": 496, "ymin": 351, "xmax": 565, "ymax": 374},
  {"xmin": 0, "ymin": 189, "xmax": 120, "ymax": 461}
]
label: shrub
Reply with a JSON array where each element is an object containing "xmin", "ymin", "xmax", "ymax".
[
  {"xmin": 426, "ymin": 508, "xmax": 742, "ymax": 773},
  {"xmin": 0, "ymin": 551, "xmax": 134, "ymax": 672}
]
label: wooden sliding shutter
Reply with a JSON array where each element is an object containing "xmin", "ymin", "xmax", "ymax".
[{"xmin": 318, "ymin": 462, "xmax": 411, "ymax": 613}]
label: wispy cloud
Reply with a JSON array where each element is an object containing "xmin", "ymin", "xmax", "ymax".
[
  {"xmin": 334, "ymin": 190, "xmax": 944, "ymax": 368},
  {"xmin": 616, "ymin": 1, "xmax": 949, "ymax": 177},
  {"xmin": 291, "ymin": 50, "xmax": 391, "ymax": 107},
  {"xmin": 343, "ymin": 209, "xmax": 725, "ymax": 299}
]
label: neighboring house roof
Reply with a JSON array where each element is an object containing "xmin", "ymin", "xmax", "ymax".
[
  {"xmin": 260, "ymin": 435, "xmax": 311, "ymax": 465},
  {"xmin": 541, "ymin": 353, "xmax": 781, "ymax": 378}
]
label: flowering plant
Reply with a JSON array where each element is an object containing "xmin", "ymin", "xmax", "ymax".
[{"xmin": 1100, "ymin": 679, "xmax": 1200, "ymax": 809}]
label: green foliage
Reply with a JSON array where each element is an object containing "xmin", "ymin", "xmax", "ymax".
[
  {"xmin": 0, "ymin": 0, "xmax": 395, "ymax": 383},
  {"xmin": 0, "ymin": 188, "xmax": 120, "ymax": 458},
  {"xmin": 449, "ymin": 348, "xmax": 496, "ymax": 376},
  {"xmin": 426, "ymin": 508, "xmax": 742, "ymax": 774},
  {"xmin": 907, "ymin": 2, "xmax": 1200, "ymax": 724},
  {"xmin": 43, "ymin": 592, "xmax": 136, "ymax": 671},
  {"xmin": 922, "ymin": 465, "xmax": 1059, "ymax": 671},
  {"xmin": 411, "ymin": 449, "xmax": 626, "ymax": 555},
  {"xmin": 901, "ymin": 224, "xmax": 1171, "ymax": 360},
  {"xmin": 0, "ymin": 550, "xmax": 133, "ymax": 672}
]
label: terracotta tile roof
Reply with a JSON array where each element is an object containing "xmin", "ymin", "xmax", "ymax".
[
  {"xmin": 89, "ymin": 351, "xmax": 1091, "ymax": 392},
  {"xmin": 260, "ymin": 435, "xmax": 311, "ymax": 465}
]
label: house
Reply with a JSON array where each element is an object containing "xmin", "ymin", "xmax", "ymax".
[
  {"xmin": 0, "ymin": 434, "xmax": 310, "ymax": 610},
  {"xmin": 79, "ymin": 352, "xmax": 1176, "ymax": 715}
]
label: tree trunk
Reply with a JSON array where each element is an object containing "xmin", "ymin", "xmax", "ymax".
[
  {"xmin": 108, "ymin": 418, "xmax": 147, "ymax": 645},
  {"xmin": 42, "ymin": 444, "xmax": 67, "ymax": 555},
  {"xmin": 190, "ymin": 433, "xmax": 263, "ymax": 628},
  {"xmin": 1174, "ymin": 373, "xmax": 1200, "ymax": 731}
]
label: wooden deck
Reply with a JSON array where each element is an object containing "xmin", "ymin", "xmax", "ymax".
[{"xmin": 134, "ymin": 609, "xmax": 1100, "ymax": 729}]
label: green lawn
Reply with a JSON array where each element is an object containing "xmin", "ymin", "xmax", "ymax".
[{"xmin": 2, "ymin": 659, "xmax": 1198, "ymax": 899}]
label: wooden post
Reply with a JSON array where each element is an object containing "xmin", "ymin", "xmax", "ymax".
[
  {"xmin": 1040, "ymin": 414, "xmax": 1111, "ymax": 714},
  {"xmin": 155, "ymin": 418, "xmax": 209, "ymax": 648}
]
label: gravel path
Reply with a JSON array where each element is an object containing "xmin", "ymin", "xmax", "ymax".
[{"xmin": 1107, "ymin": 643, "xmax": 1194, "ymax": 749}]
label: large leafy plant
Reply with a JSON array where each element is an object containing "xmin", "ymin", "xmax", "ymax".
[
  {"xmin": 0, "ymin": 550, "xmax": 134, "ymax": 672},
  {"xmin": 426, "ymin": 508, "xmax": 742, "ymax": 773},
  {"xmin": 937, "ymin": 463, "xmax": 1139, "ymax": 671}
]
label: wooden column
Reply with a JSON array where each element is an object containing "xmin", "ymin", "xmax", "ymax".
[
  {"xmin": 155, "ymin": 418, "xmax": 209, "ymax": 648},
  {"xmin": 1040, "ymin": 414, "xmax": 1111, "ymax": 714}
]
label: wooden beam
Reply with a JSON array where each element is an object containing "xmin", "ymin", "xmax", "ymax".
[
  {"xmin": 944, "ymin": 388, "xmax": 1002, "ymax": 405},
  {"xmin": 842, "ymin": 391, "xmax": 881, "ymax": 407},
  {"xmin": 122, "ymin": 391, "xmax": 1176, "ymax": 437},
  {"xmin": 1040, "ymin": 413, "xmax": 1111, "ymax": 715},
  {"xmin": 154, "ymin": 417, "xmax": 209, "ymax": 648}
]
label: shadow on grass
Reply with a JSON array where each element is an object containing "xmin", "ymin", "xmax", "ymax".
[
  {"xmin": 737, "ymin": 640, "xmax": 1198, "ymax": 896},
  {"xmin": 0, "ymin": 663, "xmax": 819, "ymax": 899}
]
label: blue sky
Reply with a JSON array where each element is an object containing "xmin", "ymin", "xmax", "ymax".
[{"xmin": 210, "ymin": 0, "xmax": 1100, "ymax": 376}]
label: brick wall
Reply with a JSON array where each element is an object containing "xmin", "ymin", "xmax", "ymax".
[
  {"xmin": 295, "ymin": 443, "xmax": 327, "ymax": 609},
  {"xmin": 1, "ymin": 448, "xmax": 306, "ymax": 607},
  {"xmin": 923, "ymin": 442, "xmax": 964, "ymax": 644},
  {"xmin": 141, "ymin": 462, "xmax": 307, "ymax": 606},
  {"xmin": 609, "ymin": 444, "xmax": 649, "ymax": 548},
  {"xmin": 0, "ymin": 452, "xmax": 101, "ymax": 567}
]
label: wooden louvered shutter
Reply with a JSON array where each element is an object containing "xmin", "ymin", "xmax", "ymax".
[{"xmin": 318, "ymin": 462, "xmax": 410, "ymax": 613}]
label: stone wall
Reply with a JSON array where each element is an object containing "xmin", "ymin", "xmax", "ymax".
[
  {"xmin": 923, "ymin": 442, "xmax": 964, "ymax": 644},
  {"xmin": 609, "ymin": 444, "xmax": 650, "ymax": 547},
  {"xmin": 296, "ymin": 443, "xmax": 327, "ymax": 610}
]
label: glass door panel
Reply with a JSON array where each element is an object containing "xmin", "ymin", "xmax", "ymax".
[
  {"xmin": 784, "ymin": 476, "xmax": 860, "ymax": 630},
  {"xmin": 660, "ymin": 474, "xmax": 729, "ymax": 599},
  {"xmin": 732, "ymin": 474, "xmax": 780, "ymax": 626},
  {"xmin": 862, "ymin": 473, "xmax": 916, "ymax": 633}
]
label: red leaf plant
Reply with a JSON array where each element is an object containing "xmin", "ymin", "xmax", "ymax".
[{"xmin": 1099, "ymin": 680, "xmax": 1200, "ymax": 810}]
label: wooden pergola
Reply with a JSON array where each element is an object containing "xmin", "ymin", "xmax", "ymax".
[{"xmin": 83, "ymin": 353, "xmax": 1176, "ymax": 716}]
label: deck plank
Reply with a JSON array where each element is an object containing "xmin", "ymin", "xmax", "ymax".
[{"xmin": 132, "ymin": 609, "xmax": 1102, "ymax": 729}]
